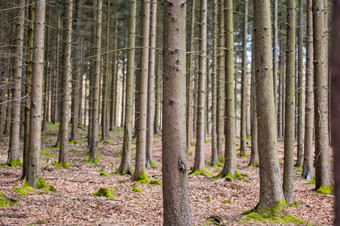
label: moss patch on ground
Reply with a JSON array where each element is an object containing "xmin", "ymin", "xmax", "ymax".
[
  {"xmin": 41, "ymin": 151, "xmax": 55, "ymax": 157},
  {"xmin": 136, "ymin": 171, "xmax": 150, "ymax": 183},
  {"xmin": 149, "ymin": 180, "xmax": 162, "ymax": 185},
  {"xmin": 36, "ymin": 177, "xmax": 57, "ymax": 192},
  {"xmin": 316, "ymin": 185, "xmax": 333, "ymax": 195},
  {"xmin": 304, "ymin": 177, "xmax": 315, "ymax": 185},
  {"xmin": 85, "ymin": 158, "xmax": 99, "ymax": 164},
  {"xmin": 0, "ymin": 192, "xmax": 17, "ymax": 207},
  {"xmin": 235, "ymin": 170, "xmax": 251, "ymax": 183},
  {"xmin": 12, "ymin": 182, "xmax": 35, "ymax": 195},
  {"xmin": 189, "ymin": 167, "xmax": 215, "ymax": 178},
  {"xmin": 92, "ymin": 187, "xmax": 115, "ymax": 199},
  {"xmin": 132, "ymin": 184, "xmax": 142, "ymax": 193},
  {"xmin": 5, "ymin": 159, "xmax": 23, "ymax": 167},
  {"xmin": 237, "ymin": 153, "xmax": 248, "ymax": 158},
  {"xmin": 99, "ymin": 169, "xmax": 109, "ymax": 177},
  {"xmin": 55, "ymin": 162, "xmax": 70, "ymax": 169}
]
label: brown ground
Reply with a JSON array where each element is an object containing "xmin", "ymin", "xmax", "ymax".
[{"xmin": 0, "ymin": 124, "xmax": 334, "ymax": 225}]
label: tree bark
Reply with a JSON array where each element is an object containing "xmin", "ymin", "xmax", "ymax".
[{"xmin": 162, "ymin": 1, "xmax": 193, "ymax": 224}]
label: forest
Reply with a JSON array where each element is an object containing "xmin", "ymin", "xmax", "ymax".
[{"xmin": 1, "ymin": 0, "xmax": 340, "ymax": 225}]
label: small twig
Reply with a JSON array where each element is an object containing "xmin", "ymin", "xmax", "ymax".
[{"xmin": 0, "ymin": 94, "xmax": 29, "ymax": 105}]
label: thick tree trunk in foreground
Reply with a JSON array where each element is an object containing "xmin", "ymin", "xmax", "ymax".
[
  {"xmin": 120, "ymin": 0, "xmax": 136, "ymax": 175},
  {"xmin": 59, "ymin": 0, "xmax": 73, "ymax": 165},
  {"xmin": 253, "ymin": 0, "xmax": 284, "ymax": 211},
  {"xmin": 283, "ymin": 0, "xmax": 296, "ymax": 205},
  {"xmin": 28, "ymin": 0, "xmax": 46, "ymax": 187},
  {"xmin": 194, "ymin": 0, "xmax": 207, "ymax": 171},
  {"xmin": 302, "ymin": 0, "xmax": 314, "ymax": 180},
  {"xmin": 313, "ymin": 0, "xmax": 332, "ymax": 190},
  {"xmin": 8, "ymin": 0, "xmax": 25, "ymax": 163},
  {"xmin": 162, "ymin": 1, "xmax": 192, "ymax": 224}
]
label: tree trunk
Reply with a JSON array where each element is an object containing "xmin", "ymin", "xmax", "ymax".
[
  {"xmin": 28, "ymin": 0, "xmax": 46, "ymax": 187},
  {"xmin": 302, "ymin": 0, "xmax": 314, "ymax": 180},
  {"xmin": 146, "ymin": 0, "xmax": 157, "ymax": 168},
  {"xmin": 162, "ymin": 1, "xmax": 193, "ymax": 224},
  {"xmin": 110, "ymin": 15, "xmax": 118, "ymax": 130},
  {"xmin": 119, "ymin": 0, "xmax": 136, "ymax": 175},
  {"xmin": 194, "ymin": 0, "xmax": 207, "ymax": 172},
  {"xmin": 8, "ymin": 0, "xmax": 25, "ymax": 164},
  {"xmin": 154, "ymin": 52, "xmax": 161, "ymax": 134},
  {"xmin": 240, "ymin": 0, "xmax": 248, "ymax": 156},
  {"xmin": 221, "ymin": 0, "xmax": 236, "ymax": 177},
  {"xmin": 134, "ymin": 0, "xmax": 150, "ymax": 180},
  {"xmin": 313, "ymin": 0, "xmax": 332, "ymax": 190},
  {"xmin": 90, "ymin": 0, "xmax": 103, "ymax": 160},
  {"xmin": 253, "ymin": 0, "xmax": 285, "ymax": 212},
  {"xmin": 273, "ymin": 0, "xmax": 278, "ymax": 116},
  {"xmin": 42, "ymin": 12, "xmax": 50, "ymax": 133}
]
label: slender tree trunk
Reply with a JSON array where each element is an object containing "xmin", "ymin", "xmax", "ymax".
[
  {"xmin": 154, "ymin": 52, "xmax": 161, "ymax": 134},
  {"xmin": 134, "ymin": 0, "xmax": 150, "ymax": 180},
  {"xmin": 90, "ymin": 0, "xmax": 103, "ymax": 160},
  {"xmin": 22, "ymin": 0, "xmax": 35, "ymax": 180},
  {"xmin": 28, "ymin": 0, "xmax": 46, "ymax": 187},
  {"xmin": 120, "ymin": 24, "xmax": 127, "ymax": 127},
  {"xmin": 240, "ymin": 0, "xmax": 248, "ymax": 156},
  {"xmin": 221, "ymin": 0, "xmax": 236, "ymax": 177},
  {"xmin": 313, "ymin": 0, "xmax": 332, "ymax": 190},
  {"xmin": 186, "ymin": 0, "xmax": 196, "ymax": 151},
  {"xmin": 302, "ymin": 0, "xmax": 314, "ymax": 180},
  {"xmin": 119, "ymin": 0, "xmax": 136, "ymax": 175},
  {"xmin": 253, "ymin": 0, "xmax": 285, "ymax": 212},
  {"xmin": 42, "ymin": 12, "xmax": 50, "ymax": 132},
  {"xmin": 8, "ymin": 0, "xmax": 25, "ymax": 164},
  {"xmin": 216, "ymin": 0, "xmax": 225, "ymax": 159},
  {"xmin": 110, "ymin": 15, "xmax": 118, "ymax": 130},
  {"xmin": 273, "ymin": 0, "xmax": 278, "ymax": 115},
  {"xmin": 162, "ymin": 1, "xmax": 192, "ymax": 224},
  {"xmin": 194, "ymin": 0, "xmax": 207, "ymax": 172},
  {"xmin": 146, "ymin": 0, "xmax": 157, "ymax": 168}
]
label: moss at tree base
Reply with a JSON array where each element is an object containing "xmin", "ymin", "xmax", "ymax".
[
  {"xmin": 132, "ymin": 184, "xmax": 142, "ymax": 193},
  {"xmin": 6, "ymin": 159, "xmax": 23, "ymax": 167},
  {"xmin": 12, "ymin": 182, "xmax": 35, "ymax": 195},
  {"xmin": 37, "ymin": 177, "xmax": 57, "ymax": 192},
  {"xmin": 136, "ymin": 171, "xmax": 150, "ymax": 183},
  {"xmin": 189, "ymin": 167, "xmax": 215, "ymax": 178},
  {"xmin": 55, "ymin": 162, "xmax": 70, "ymax": 169},
  {"xmin": 316, "ymin": 185, "xmax": 333, "ymax": 195}
]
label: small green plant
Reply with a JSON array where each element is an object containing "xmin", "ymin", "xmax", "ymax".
[
  {"xmin": 36, "ymin": 177, "xmax": 57, "ymax": 192},
  {"xmin": 92, "ymin": 187, "xmax": 115, "ymax": 199},
  {"xmin": 205, "ymin": 196, "xmax": 211, "ymax": 201},
  {"xmin": 41, "ymin": 151, "xmax": 55, "ymax": 157},
  {"xmin": 132, "ymin": 184, "xmax": 142, "ymax": 193},
  {"xmin": 99, "ymin": 169, "xmax": 109, "ymax": 177},
  {"xmin": 149, "ymin": 180, "xmax": 162, "ymax": 185},
  {"xmin": 187, "ymin": 151, "xmax": 193, "ymax": 156},
  {"xmin": 204, "ymin": 139, "xmax": 210, "ymax": 144}
]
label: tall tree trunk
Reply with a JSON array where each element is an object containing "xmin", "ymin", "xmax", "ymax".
[
  {"xmin": 134, "ymin": 0, "xmax": 150, "ymax": 180},
  {"xmin": 302, "ymin": 0, "xmax": 314, "ymax": 180},
  {"xmin": 146, "ymin": 0, "xmax": 157, "ymax": 168},
  {"xmin": 119, "ymin": 0, "xmax": 136, "ymax": 175},
  {"xmin": 28, "ymin": 0, "xmax": 46, "ymax": 187},
  {"xmin": 90, "ymin": 0, "xmax": 103, "ymax": 160},
  {"xmin": 296, "ymin": 0, "xmax": 305, "ymax": 167},
  {"xmin": 78, "ymin": 37, "xmax": 84, "ymax": 126},
  {"xmin": 253, "ymin": 0, "xmax": 284, "ymax": 213},
  {"xmin": 110, "ymin": 15, "xmax": 118, "ymax": 130},
  {"xmin": 154, "ymin": 52, "xmax": 161, "ymax": 134},
  {"xmin": 283, "ymin": 0, "xmax": 296, "ymax": 205},
  {"xmin": 59, "ymin": 0, "xmax": 73, "ymax": 166},
  {"xmin": 186, "ymin": 0, "xmax": 196, "ymax": 151},
  {"xmin": 22, "ymin": 0, "xmax": 35, "ymax": 180},
  {"xmin": 216, "ymin": 0, "xmax": 225, "ymax": 159},
  {"xmin": 273, "ymin": 0, "xmax": 278, "ymax": 115},
  {"xmin": 42, "ymin": 11, "xmax": 50, "ymax": 132},
  {"xmin": 313, "ymin": 0, "xmax": 332, "ymax": 190},
  {"xmin": 8, "ymin": 0, "xmax": 25, "ymax": 164},
  {"xmin": 162, "ymin": 1, "xmax": 193, "ymax": 224},
  {"xmin": 194, "ymin": 0, "xmax": 207, "ymax": 172},
  {"xmin": 71, "ymin": 0, "xmax": 82, "ymax": 141},
  {"xmin": 240, "ymin": 0, "xmax": 248, "ymax": 156},
  {"xmin": 221, "ymin": 0, "xmax": 236, "ymax": 177}
]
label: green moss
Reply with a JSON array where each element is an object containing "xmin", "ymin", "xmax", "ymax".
[
  {"xmin": 150, "ymin": 160, "xmax": 158, "ymax": 169},
  {"xmin": 289, "ymin": 200, "xmax": 301, "ymax": 207},
  {"xmin": 47, "ymin": 122, "xmax": 60, "ymax": 131},
  {"xmin": 224, "ymin": 172, "xmax": 233, "ymax": 181},
  {"xmin": 131, "ymin": 147, "xmax": 136, "ymax": 151},
  {"xmin": 239, "ymin": 212, "xmax": 309, "ymax": 225},
  {"xmin": 6, "ymin": 159, "xmax": 23, "ymax": 167},
  {"xmin": 203, "ymin": 220, "xmax": 218, "ymax": 225},
  {"xmin": 242, "ymin": 199, "xmax": 287, "ymax": 219},
  {"xmin": 316, "ymin": 185, "xmax": 333, "ymax": 195},
  {"xmin": 246, "ymin": 136, "xmax": 251, "ymax": 140},
  {"xmin": 237, "ymin": 153, "xmax": 248, "ymax": 158},
  {"xmin": 235, "ymin": 170, "xmax": 250, "ymax": 183},
  {"xmin": 218, "ymin": 156, "xmax": 225, "ymax": 163},
  {"xmin": 41, "ymin": 136, "xmax": 47, "ymax": 140},
  {"xmin": 99, "ymin": 169, "xmax": 109, "ymax": 177},
  {"xmin": 205, "ymin": 196, "xmax": 211, "ymax": 201},
  {"xmin": 279, "ymin": 159, "xmax": 284, "ymax": 165},
  {"xmin": 85, "ymin": 158, "xmax": 99, "ymax": 164},
  {"xmin": 304, "ymin": 177, "xmax": 315, "ymax": 185},
  {"xmin": 296, "ymin": 169, "xmax": 302, "ymax": 173},
  {"xmin": 222, "ymin": 200, "xmax": 234, "ymax": 204},
  {"xmin": 52, "ymin": 142, "xmax": 60, "ymax": 148},
  {"xmin": 204, "ymin": 139, "xmax": 210, "ymax": 143},
  {"xmin": 136, "ymin": 171, "xmax": 150, "ymax": 183},
  {"xmin": 70, "ymin": 149, "xmax": 79, "ymax": 153},
  {"xmin": 97, "ymin": 152, "xmax": 105, "ymax": 158},
  {"xmin": 190, "ymin": 142, "xmax": 196, "ymax": 147},
  {"xmin": 68, "ymin": 140, "xmax": 79, "ymax": 145},
  {"xmin": 149, "ymin": 180, "xmax": 162, "ymax": 185},
  {"xmin": 187, "ymin": 151, "xmax": 193, "ymax": 156},
  {"xmin": 41, "ymin": 151, "xmax": 55, "ymax": 157},
  {"xmin": 92, "ymin": 187, "xmax": 115, "ymax": 199},
  {"xmin": 133, "ymin": 201, "xmax": 139, "ymax": 205},
  {"xmin": 211, "ymin": 161, "xmax": 223, "ymax": 168},
  {"xmin": 0, "ymin": 192, "xmax": 17, "ymax": 207},
  {"xmin": 55, "ymin": 162, "xmax": 70, "ymax": 169},
  {"xmin": 12, "ymin": 182, "xmax": 35, "ymax": 195},
  {"xmin": 189, "ymin": 167, "xmax": 215, "ymax": 178},
  {"xmin": 36, "ymin": 177, "xmax": 56, "ymax": 192},
  {"xmin": 132, "ymin": 184, "xmax": 142, "ymax": 193}
]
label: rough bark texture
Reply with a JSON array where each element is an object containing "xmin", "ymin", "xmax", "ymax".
[
  {"xmin": 186, "ymin": 0, "xmax": 195, "ymax": 151},
  {"xmin": 216, "ymin": 0, "xmax": 225, "ymax": 159},
  {"xmin": 162, "ymin": 1, "xmax": 193, "ymax": 224},
  {"xmin": 110, "ymin": 15, "xmax": 118, "ymax": 130},
  {"xmin": 273, "ymin": 0, "xmax": 278, "ymax": 115},
  {"xmin": 302, "ymin": 0, "xmax": 314, "ymax": 180},
  {"xmin": 120, "ymin": 0, "xmax": 136, "ymax": 175},
  {"xmin": 146, "ymin": 0, "xmax": 157, "ymax": 168},
  {"xmin": 194, "ymin": 0, "xmax": 207, "ymax": 171},
  {"xmin": 90, "ymin": 0, "xmax": 103, "ymax": 160},
  {"xmin": 59, "ymin": 0, "xmax": 73, "ymax": 165},
  {"xmin": 283, "ymin": 0, "xmax": 296, "ymax": 206},
  {"xmin": 42, "ymin": 12, "xmax": 50, "ymax": 133},
  {"xmin": 253, "ymin": 0, "xmax": 284, "ymax": 209},
  {"xmin": 134, "ymin": 0, "xmax": 150, "ymax": 180},
  {"xmin": 154, "ymin": 52, "xmax": 161, "ymax": 134},
  {"xmin": 331, "ymin": 1, "xmax": 340, "ymax": 223},
  {"xmin": 313, "ymin": 0, "xmax": 332, "ymax": 190},
  {"xmin": 221, "ymin": 0, "xmax": 236, "ymax": 177},
  {"xmin": 28, "ymin": 0, "xmax": 46, "ymax": 187},
  {"xmin": 240, "ymin": 0, "xmax": 248, "ymax": 156},
  {"xmin": 296, "ymin": 0, "xmax": 305, "ymax": 167},
  {"xmin": 8, "ymin": 0, "xmax": 25, "ymax": 163}
]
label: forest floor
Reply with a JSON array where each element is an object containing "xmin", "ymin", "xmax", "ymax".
[{"xmin": 0, "ymin": 123, "xmax": 334, "ymax": 225}]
